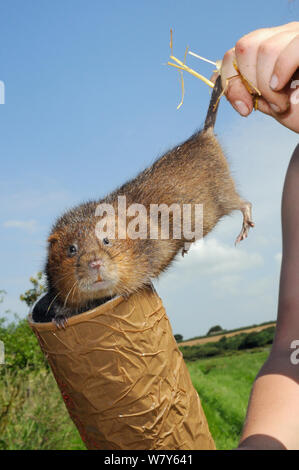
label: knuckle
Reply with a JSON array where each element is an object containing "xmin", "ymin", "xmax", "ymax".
[
  {"xmin": 268, "ymin": 94, "xmax": 289, "ymax": 113},
  {"xmin": 279, "ymin": 99, "xmax": 290, "ymax": 113},
  {"xmin": 258, "ymin": 41, "xmax": 276, "ymax": 57},
  {"xmin": 286, "ymin": 21, "xmax": 299, "ymax": 29},
  {"xmin": 223, "ymin": 49, "xmax": 233, "ymax": 61},
  {"xmin": 235, "ymin": 37, "xmax": 250, "ymax": 56}
]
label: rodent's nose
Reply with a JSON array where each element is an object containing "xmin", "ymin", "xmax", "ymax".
[{"xmin": 89, "ymin": 259, "xmax": 101, "ymax": 270}]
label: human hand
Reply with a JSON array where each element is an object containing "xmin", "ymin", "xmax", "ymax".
[{"xmin": 214, "ymin": 22, "xmax": 299, "ymax": 133}]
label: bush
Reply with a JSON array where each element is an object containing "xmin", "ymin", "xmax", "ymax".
[
  {"xmin": 0, "ymin": 274, "xmax": 48, "ymax": 372},
  {"xmin": 180, "ymin": 343, "xmax": 222, "ymax": 361},
  {"xmin": 180, "ymin": 327, "xmax": 275, "ymax": 360},
  {"xmin": 0, "ymin": 317, "xmax": 47, "ymax": 372},
  {"xmin": 196, "ymin": 345, "xmax": 220, "ymax": 358},
  {"xmin": 207, "ymin": 325, "xmax": 224, "ymax": 335},
  {"xmin": 174, "ymin": 334, "xmax": 183, "ymax": 342},
  {"xmin": 223, "ymin": 333, "xmax": 248, "ymax": 351},
  {"xmin": 239, "ymin": 328, "xmax": 275, "ymax": 350},
  {"xmin": 0, "ymin": 368, "xmax": 84, "ymax": 450}
]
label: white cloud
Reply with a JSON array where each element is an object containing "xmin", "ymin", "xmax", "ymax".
[
  {"xmin": 154, "ymin": 236, "xmax": 265, "ymax": 311},
  {"xmin": 165, "ymin": 238, "xmax": 263, "ymax": 280},
  {"xmin": 6, "ymin": 189, "xmax": 73, "ymax": 213},
  {"xmin": 185, "ymin": 238, "xmax": 263, "ymax": 274},
  {"xmin": 211, "ymin": 274, "xmax": 242, "ymax": 297},
  {"xmin": 3, "ymin": 219, "xmax": 38, "ymax": 233}
]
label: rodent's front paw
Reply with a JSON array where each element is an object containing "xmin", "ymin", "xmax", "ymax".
[
  {"xmin": 52, "ymin": 314, "xmax": 68, "ymax": 329},
  {"xmin": 52, "ymin": 303, "xmax": 71, "ymax": 329}
]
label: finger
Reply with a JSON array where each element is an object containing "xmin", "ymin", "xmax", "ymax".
[
  {"xmin": 220, "ymin": 49, "xmax": 253, "ymax": 116},
  {"xmin": 226, "ymin": 76, "xmax": 254, "ymax": 116},
  {"xmin": 278, "ymin": 21, "xmax": 299, "ymax": 33},
  {"xmin": 289, "ymin": 68, "xmax": 299, "ymax": 106},
  {"xmin": 220, "ymin": 48, "xmax": 237, "ymax": 88},
  {"xmin": 210, "ymin": 71, "xmax": 219, "ymax": 84},
  {"xmin": 234, "ymin": 23, "xmax": 299, "ymax": 89},
  {"xmin": 270, "ymin": 34, "xmax": 299, "ymax": 91},
  {"xmin": 274, "ymin": 69, "xmax": 299, "ymax": 133},
  {"xmin": 235, "ymin": 28, "xmax": 278, "ymax": 91},
  {"xmin": 257, "ymin": 92, "xmax": 299, "ymax": 134},
  {"xmin": 256, "ymin": 96, "xmax": 274, "ymax": 116},
  {"xmin": 256, "ymin": 32, "xmax": 298, "ymax": 113}
]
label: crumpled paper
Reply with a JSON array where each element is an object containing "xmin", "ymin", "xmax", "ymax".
[{"xmin": 28, "ymin": 286, "xmax": 215, "ymax": 450}]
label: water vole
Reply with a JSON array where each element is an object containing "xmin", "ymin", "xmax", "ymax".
[{"xmin": 32, "ymin": 77, "xmax": 254, "ymax": 326}]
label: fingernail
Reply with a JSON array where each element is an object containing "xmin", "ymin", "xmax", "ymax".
[
  {"xmin": 269, "ymin": 103, "xmax": 280, "ymax": 113},
  {"xmin": 234, "ymin": 100, "xmax": 250, "ymax": 116},
  {"xmin": 270, "ymin": 74, "xmax": 278, "ymax": 90}
]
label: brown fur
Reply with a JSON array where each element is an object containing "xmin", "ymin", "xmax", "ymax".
[{"xmin": 32, "ymin": 77, "xmax": 253, "ymax": 325}]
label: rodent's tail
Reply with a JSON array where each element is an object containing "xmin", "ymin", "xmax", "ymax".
[{"xmin": 203, "ymin": 75, "xmax": 223, "ymax": 132}]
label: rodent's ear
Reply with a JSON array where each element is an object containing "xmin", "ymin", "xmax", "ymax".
[{"xmin": 48, "ymin": 232, "xmax": 59, "ymax": 245}]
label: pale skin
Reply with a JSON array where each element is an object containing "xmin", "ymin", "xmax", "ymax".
[
  {"xmin": 214, "ymin": 23, "xmax": 299, "ymax": 450},
  {"xmin": 238, "ymin": 145, "xmax": 299, "ymax": 450},
  {"xmin": 212, "ymin": 22, "xmax": 299, "ymax": 133}
]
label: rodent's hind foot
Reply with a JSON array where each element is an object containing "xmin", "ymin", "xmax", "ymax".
[
  {"xmin": 52, "ymin": 315, "xmax": 68, "ymax": 329},
  {"xmin": 235, "ymin": 201, "xmax": 255, "ymax": 245},
  {"xmin": 182, "ymin": 242, "xmax": 191, "ymax": 257}
]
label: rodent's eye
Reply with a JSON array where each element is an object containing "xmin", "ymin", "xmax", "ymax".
[
  {"xmin": 68, "ymin": 244, "xmax": 78, "ymax": 257},
  {"xmin": 103, "ymin": 238, "xmax": 110, "ymax": 246}
]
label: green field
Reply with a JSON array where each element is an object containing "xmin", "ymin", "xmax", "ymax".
[
  {"xmin": 186, "ymin": 348, "xmax": 270, "ymax": 449},
  {"xmin": 0, "ymin": 347, "xmax": 270, "ymax": 450}
]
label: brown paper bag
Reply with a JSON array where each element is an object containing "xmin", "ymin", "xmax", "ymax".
[{"xmin": 29, "ymin": 286, "xmax": 215, "ymax": 450}]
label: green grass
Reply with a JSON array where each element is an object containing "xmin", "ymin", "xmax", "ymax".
[
  {"xmin": 0, "ymin": 368, "xmax": 85, "ymax": 450},
  {"xmin": 186, "ymin": 348, "xmax": 270, "ymax": 450},
  {"xmin": 0, "ymin": 348, "xmax": 269, "ymax": 450}
]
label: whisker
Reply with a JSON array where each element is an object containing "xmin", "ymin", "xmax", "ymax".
[
  {"xmin": 47, "ymin": 291, "xmax": 61, "ymax": 314},
  {"xmin": 71, "ymin": 281, "xmax": 80, "ymax": 305},
  {"xmin": 51, "ymin": 272, "xmax": 75, "ymax": 289},
  {"xmin": 63, "ymin": 280, "xmax": 79, "ymax": 309}
]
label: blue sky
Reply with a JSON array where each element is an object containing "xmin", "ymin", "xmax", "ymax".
[{"xmin": 0, "ymin": 0, "xmax": 298, "ymax": 338}]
